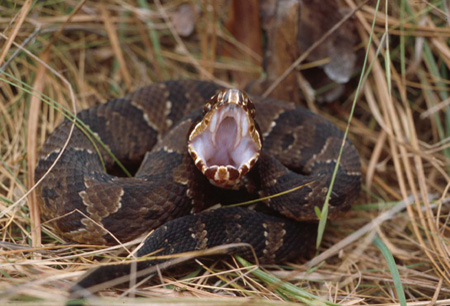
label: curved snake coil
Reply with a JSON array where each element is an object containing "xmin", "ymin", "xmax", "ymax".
[{"xmin": 35, "ymin": 80, "xmax": 361, "ymax": 298}]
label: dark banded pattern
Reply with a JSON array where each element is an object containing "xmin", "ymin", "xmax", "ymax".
[{"xmin": 34, "ymin": 80, "xmax": 361, "ymax": 302}]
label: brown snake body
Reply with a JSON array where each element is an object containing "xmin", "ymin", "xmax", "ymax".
[{"xmin": 35, "ymin": 80, "xmax": 361, "ymax": 300}]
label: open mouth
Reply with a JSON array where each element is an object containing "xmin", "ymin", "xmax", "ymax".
[{"xmin": 188, "ymin": 91, "xmax": 261, "ymax": 188}]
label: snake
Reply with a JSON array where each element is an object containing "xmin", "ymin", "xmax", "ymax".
[{"xmin": 34, "ymin": 80, "xmax": 361, "ymax": 299}]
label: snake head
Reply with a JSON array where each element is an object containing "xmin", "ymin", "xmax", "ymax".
[{"xmin": 188, "ymin": 89, "xmax": 262, "ymax": 189}]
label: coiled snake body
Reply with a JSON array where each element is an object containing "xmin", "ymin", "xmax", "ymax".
[{"xmin": 35, "ymin": 80, "xmax": 361, "ymax": 297}]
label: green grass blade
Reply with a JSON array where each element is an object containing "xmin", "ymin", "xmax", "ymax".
[
  {"xmin": 235, "ymin": 256, "xmax": 341, "ymax": 306},
  {"xmin": 316, "ymin": 0, "xmax": 382, "ymax": 249},
  {"xmin": 137, "ymin": 0, "xmax": 167, "ymax": 79},
  {"xmin": 373, "ymin": 236, "xmax": 407, "ymax": 306}
]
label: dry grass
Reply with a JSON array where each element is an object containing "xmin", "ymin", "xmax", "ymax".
[{"xmin": 1, "ymin": 0, "xmax": 450, "ymax": 305}]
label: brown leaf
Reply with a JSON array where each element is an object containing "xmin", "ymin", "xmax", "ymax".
[
  {"xmin": 224, "ymin": 0, "xmax": 263, "ymax": 87},
  {"xmin": 298, "ymin": 0, "xmax": 357, "ymax": 84},
  {"xmin": 248, "ymin": 0, "xmax": 301, "ymax": 103}
]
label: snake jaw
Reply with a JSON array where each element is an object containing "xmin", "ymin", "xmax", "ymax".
[{"xmin": 188, "ymin": 89, "xmax": 262, "ymax": 188}]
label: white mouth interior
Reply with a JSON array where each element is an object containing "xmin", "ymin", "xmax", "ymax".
[{"xmin": 190, "ymin": 105, "xmax": 258, "ymax": 169}]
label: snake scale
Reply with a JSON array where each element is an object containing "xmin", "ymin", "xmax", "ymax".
[{"xmin": 35, "ymin": 80, "xmax": 361, "ymax": 299}]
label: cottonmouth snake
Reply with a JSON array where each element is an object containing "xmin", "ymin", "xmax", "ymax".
[{"xmin": 35, "ymin": 80, "xmax": 361, "ymax": 299}]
